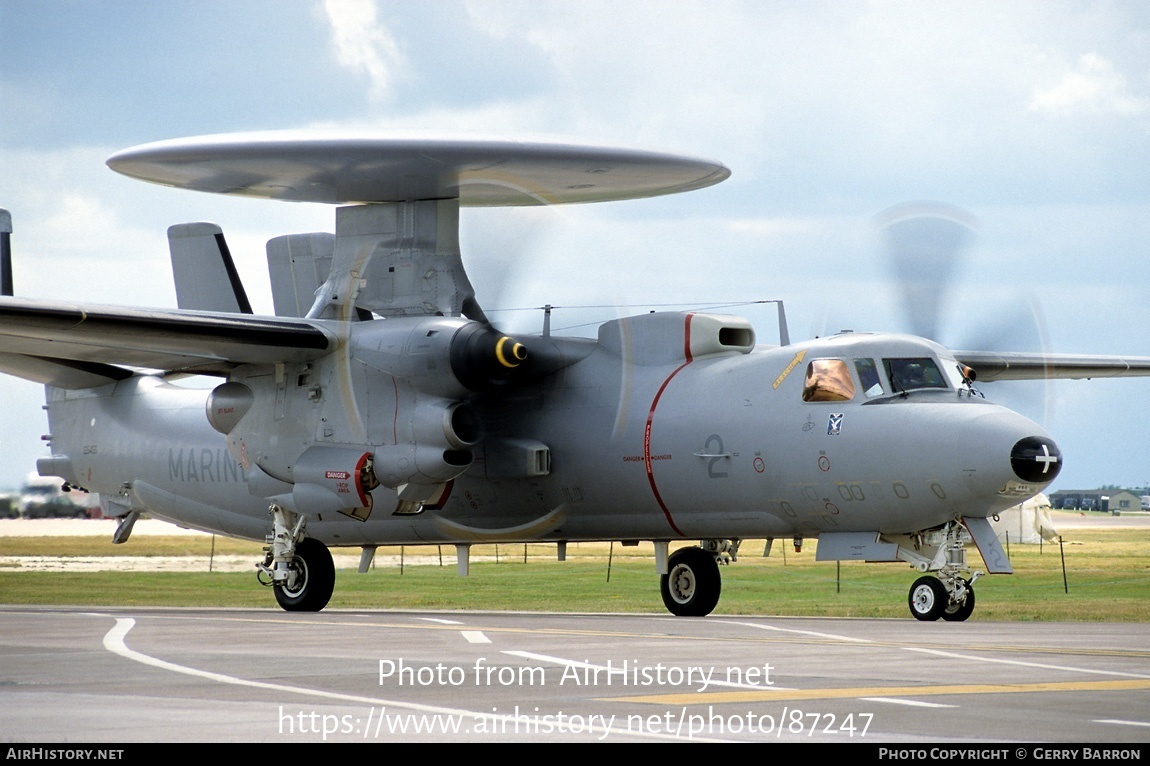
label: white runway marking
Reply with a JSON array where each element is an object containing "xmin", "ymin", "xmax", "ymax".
[
  {"xmin": 102, "ymin": 616, "xmax": 473, "ymax": 712},
  {"xmin": 860, "ymin": 697, "xmax": 956, "ymax": 708},
  {"xmin": 906, "ymin": 647, "xmax": 1150, "ymax": 679},
  {"xmin": 726, "ymin": 620, "xmax": 874, "ymax": 644},
  {"xmin": 1094, "ymin": 719, "xmax": 1150, "ymax": 728},
  {"xmin": 98, "ymin": 615, "xmax": 709, "ymax": 741}
]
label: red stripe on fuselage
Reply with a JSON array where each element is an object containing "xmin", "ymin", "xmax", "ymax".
[
  {"xmin": 643, "ymin": 314, "xmax": 693, "ymax": 536},
  {"xmin": 354, "ymin": 451, "xmax": 371, "ymax": 506}
]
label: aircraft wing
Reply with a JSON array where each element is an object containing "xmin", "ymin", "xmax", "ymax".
[
  {"xmin": 0, "ymin": 297, "xmax": 334, "ymax": 381},
  {"xmin": 954, "ymin": 350, "xmax": 1150, "ymax": 382}
]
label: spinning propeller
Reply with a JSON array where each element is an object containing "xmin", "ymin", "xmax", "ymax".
[{"xmin": 877, "ymin": 201, "xmax": 1053, "ymax": 421}]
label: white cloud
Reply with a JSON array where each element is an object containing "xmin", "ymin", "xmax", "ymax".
[
  {"xmin": 322, "ymin": 0, "xmax": 408, "ymax": 101},
  {"xmin": 1029, "ymin": 53, "xmax": 1149, "ymax": 115}
]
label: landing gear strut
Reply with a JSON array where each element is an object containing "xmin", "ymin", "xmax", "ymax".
[
  {"xmin": 941, "ymin": 579, "xmax": 976, "ymax": 622},
  {"xmin": 257, "ymin": 505, "xmax": 335, "ymax": 612}
]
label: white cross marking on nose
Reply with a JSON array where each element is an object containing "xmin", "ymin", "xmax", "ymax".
[{"xmin": 1035, "ymin": 443, "xmax": 1059, "ymax": 474}]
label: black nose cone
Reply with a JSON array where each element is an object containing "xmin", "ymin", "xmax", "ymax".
[{"xmin": 1011, "ymin": 436, "xmax": 1062, "ymax": 483}]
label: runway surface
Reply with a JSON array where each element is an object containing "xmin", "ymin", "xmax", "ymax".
[{"xmin": 2, "ymin": 606, "xmax": 1148, "ymax": 743}]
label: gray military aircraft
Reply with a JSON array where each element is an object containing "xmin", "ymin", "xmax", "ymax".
[{"xmin": 2, "ymin": 132, "xmax": 1148, "ymax": 620}]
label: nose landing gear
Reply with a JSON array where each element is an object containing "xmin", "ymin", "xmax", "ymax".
[
  {"xmin": 908, "ymin": 573, "xmax": 976, "ymax": 622},
  {"xmin": 898, "ymin": 520, "xmax": 984, "ymax": 622}
]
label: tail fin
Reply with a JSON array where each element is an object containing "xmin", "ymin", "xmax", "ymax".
[
  {"xmin": 1, "ymin": 208, "xmax": 13, "ymax": 296},
  {"xmin": 0, "ymin": 210, "xmax": 132, "ymax": 386},
  {"xmin": 167, "ymin": 223, "xmax": 253, "ymax": 313},
  {"xmin": 266, "ymin": 233, "xmax": 335, "ymax": 317}
]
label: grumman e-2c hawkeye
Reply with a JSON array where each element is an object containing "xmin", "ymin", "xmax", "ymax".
[{"xmin": 2, "ymin": 132, "xmax": 1148, "ymax": 620}]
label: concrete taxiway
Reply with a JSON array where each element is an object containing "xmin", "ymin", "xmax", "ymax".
[{"xmin": 1, "ymin": 606, "xmax": 1148, "ymax": 743}]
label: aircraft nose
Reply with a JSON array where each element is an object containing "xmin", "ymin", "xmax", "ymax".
[{"xmin": 1010, "ymin": 436, "xmax": 1062, "ymax": 483}]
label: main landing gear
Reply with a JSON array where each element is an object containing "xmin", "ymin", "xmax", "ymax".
[
  {"xmin": 659, "ymin": 540, "xmax": 739, "ymax": 617},
  {"xmin": 257, "ymin": 505, "xmax": 335, "ymax": 612}
]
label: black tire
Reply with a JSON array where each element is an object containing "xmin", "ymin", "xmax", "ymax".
[
  {"xmin": 908, "ymin": 575, "xmax": 947, "ymax": 621},
  {"xmin": 941, "ymin": 581, "xmax": 976, "ymax": 622},
  {"xmin": 274, "ymin": 538, "xmax": 335, "ymax": 612},
  {"xmin": 660, "ymin": 547, "xmax": 721, "ymax": 617}
]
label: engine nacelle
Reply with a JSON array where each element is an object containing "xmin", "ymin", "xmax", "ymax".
[
  {"xmin": 244, "ymin": 446, "xmax": 380, "ymax": 519},
  {"xmin": 223, "ymin": 314, "xmax": 553, "ymax": 513},
  {"xmin": 413, "ymin": 400, "xmax": 482, "ymax": 450},
  {"xmin": 351, "ymin": 316, "xmax": 528, "ymax": 397},
  {"xmin": 284, "ymin": 446, "xmax": 379, "ymax": 517},
  {"xmin": 372, "ymin": 442, "xmax": 474, "ymax": 487}
]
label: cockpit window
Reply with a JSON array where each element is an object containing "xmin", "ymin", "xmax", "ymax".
[
  {"xmin": 802, "ymin": 359, "xmax": 856, "ymax": 402},
  {"xmin": 884, "ymin": 357, "xmax": 948, "ymax": 392},
  {"xmin": 942, "ymin": 359, "xmax": 976, "ymax": 389},
  {"xmin": 854, "ymin": 358, "xmax": 885, "ymax": 398}
]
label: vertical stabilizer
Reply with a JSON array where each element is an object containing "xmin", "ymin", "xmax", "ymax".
[
  {"xmin": 1, "ymin": 208, "xmax": 12, "ymax": 296},
  {"xmin": 168, "ymin": 222, "xmax": 253, "ymax": 313},
  {"xmin": 266, "ymin": 233, "xmax": 335, "ymax": 317}
]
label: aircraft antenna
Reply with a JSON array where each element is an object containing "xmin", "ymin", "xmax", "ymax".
[{"xmin": 775, "ymin": 300, "xmax": 790, "ymax": 346}]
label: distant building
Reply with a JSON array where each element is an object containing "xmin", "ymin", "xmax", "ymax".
[
  {"xmin": 1049, "ymin": 488, "xmax": 1146, "ymax": 514},
  {"xmin": 1049, "ymin": 490, "xmax": 1105, "ymax": 511},
  {"xmin": 1108, "ymin": 490, "xmax": 1142, "ymax": 515}
]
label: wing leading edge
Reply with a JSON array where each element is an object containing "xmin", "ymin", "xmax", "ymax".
[
  {"xmin": 0, "ymin": 297, "xmax": 334, "ymax": 383},
  {"xmin": 955, "ymin": 350, "xmax": 1150, "ymax": 382}
]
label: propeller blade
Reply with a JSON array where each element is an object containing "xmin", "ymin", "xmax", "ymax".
[
  {"xmin": 878, "ymin": 201, "xmax": 1055, "ymax": 425},
  {"xmin": 876, "ymin": 201, "xmax": 976, "ymax": 342}
]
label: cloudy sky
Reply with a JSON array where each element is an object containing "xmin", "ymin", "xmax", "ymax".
[{"xmin": 1, "ymin": 1, "xmax": 1148, "ymax": 493}]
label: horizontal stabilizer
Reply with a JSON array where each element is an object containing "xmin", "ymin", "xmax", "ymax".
[
  {"xmin": 0, "ymin": 297, "xmax": 332, "ymax": 374},
  {"xmin": 168, "ymin": 223, "xmax": 253, "ymax": 314}
]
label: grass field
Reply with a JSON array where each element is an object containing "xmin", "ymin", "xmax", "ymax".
[{"xmin": 2, "ymin": 526, "xmax": 1148, "ymax": 620}]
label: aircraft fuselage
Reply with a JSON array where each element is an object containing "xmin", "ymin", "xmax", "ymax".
[{"xmin": 41, "ymin": 312, "xmax": 1056, "ymax": 550}]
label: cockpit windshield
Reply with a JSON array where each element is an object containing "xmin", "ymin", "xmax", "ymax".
[
  {"xmin": 800, "ymin": 355, "xmax": 951, "ymax": 402},
  {"xmin": 854, "ymin": 358, "xmax": 885, "ymax": 398},
  {"xmin": 884, "ymin": 357, "xmax": 948, "ymax": 392}
]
